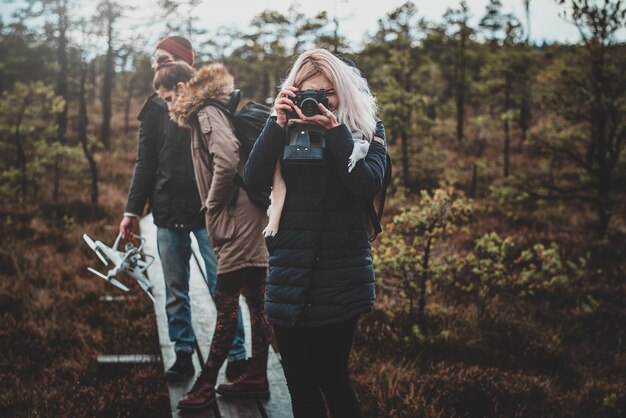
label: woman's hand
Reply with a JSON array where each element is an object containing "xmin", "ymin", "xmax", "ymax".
[
  {"xmin": 274, "ymin": 87, "xmax": 298, "ymax": 128},
  {"xmin": 289, "ymin": 102, "xmax": 339, "ymax": 130}
]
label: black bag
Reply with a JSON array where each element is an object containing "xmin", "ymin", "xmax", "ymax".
[
  {"xmin": 367, "ymin": 152, "xmax": 393, "ymax": 241},
  {"xmin": 203, "ymin": 90, "xmax": 272, "ymax": 209}
]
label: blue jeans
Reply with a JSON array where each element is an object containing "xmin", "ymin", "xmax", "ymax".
[{"xmin": 156, "ymin": 227, "xmax": 246, "ymax": 360}]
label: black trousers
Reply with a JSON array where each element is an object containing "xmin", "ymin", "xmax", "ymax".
[
  {"xmin": 274, "ymin": 316, "xmax": 361, "ymax": 418},
  {"xmin": 204, "ymin": 267, "xmax": 270, "ymax": 381}
]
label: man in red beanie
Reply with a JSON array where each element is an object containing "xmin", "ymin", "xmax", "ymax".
[
  {"xmin": 120, "ymin": 35, "xmax": 248, "ymax": 382},
  {"xmin": 152, "ymin": 35, "xmax": 195, "ymax": 70}
]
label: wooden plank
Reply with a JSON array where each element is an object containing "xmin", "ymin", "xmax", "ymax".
[
  {"xmin": 187, "ymin": 239, "xmax": 292, "ymax": 418},
  {"xmin": 140, "ymin": 214, "xmax": 297, "ymax": 418},
  {"xmin": 187, "ymin": 251, "xmax": 292, "ymax": 418},
  {"xmin": 98, "ymin": 295, "xmax": 133, "ymax": 302},
  {"xmin": 261, "ymin": 351, "xmax": 293, "ymax": 418},
  {"xmin": 140, "ymin": 214, "xmax": 220, "ymax": 418},
  {"xmin": 163, "ymin": 347, "xmax": 222, "ymax": 418},
  {"xmin": 187, "ymin": 234, "xmax": 260, "ymax": 418},
  {"xmin": 97, "ymin": 354, "xmax": 160, "ymax": 364}
]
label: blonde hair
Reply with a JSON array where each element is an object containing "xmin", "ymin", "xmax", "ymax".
[{"xmin": 280, "ymin": 48, "xmax": 377, "ymax": 141}]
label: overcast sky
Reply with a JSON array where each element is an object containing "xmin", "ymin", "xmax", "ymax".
[
  {"xmin": 2, "ymin": 0, "xmax": 622, "ymax": 51},
  {"xmin": 191, "ymin": 0, "xmax": 582, "ymax": 46}
]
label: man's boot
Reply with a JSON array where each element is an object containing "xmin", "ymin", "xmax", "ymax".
[
  {"xmin": 177, "ymin": 369, "xmax": 216, "ymax": 410},
  {"xmin": 164, "ymin": 351, "xmax": 194, "ymax": 382},
  {"xmin": 215, "ymin": 357, "xmax": 269, "ymax": 399}
]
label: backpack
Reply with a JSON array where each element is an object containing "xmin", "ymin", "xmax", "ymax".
[
  {"xmin": 367, "ymin": 151, "xmax": 393, "ymax": 241},
  {"xmin": 203, "ymin": 90, "xmax": 272, "ymax": 209}
]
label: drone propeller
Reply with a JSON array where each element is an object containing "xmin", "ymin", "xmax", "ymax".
[
  {"xmin": 87, "ymin": 267, "xmax": 130, "ymax": 292},
  {"xmin": 83, "ymin": 234, "xmax": 108, "ymax": 266},
  {"xmin": 130, "ymin": 269, "xmax": 156, "ymax": 304},
  {"xmin": 144, "ymin": 289, "xmax": 156, "ymax": 304}
]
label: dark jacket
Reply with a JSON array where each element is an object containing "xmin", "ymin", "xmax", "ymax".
[
  {"xmin": 244, "ymin": 119, "xmax": 387, "ymax": 327},
  {"xmin": 125, "ymin": 93, "xmax": 204, "ymax": 230}
]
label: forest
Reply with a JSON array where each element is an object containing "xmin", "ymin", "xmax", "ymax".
[{"xmin": 0, "ymin": 0, "xmax": 624, "ymax": 417}]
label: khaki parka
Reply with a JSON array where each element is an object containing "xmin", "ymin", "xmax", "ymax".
[{"xmin": 170, "ymin": 63, "xmax": 268, "ymax": 275}]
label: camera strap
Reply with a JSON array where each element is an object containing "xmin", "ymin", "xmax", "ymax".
[{"xmin": 283, "ymin": 124, "xmax": 326, "ymax": 163}]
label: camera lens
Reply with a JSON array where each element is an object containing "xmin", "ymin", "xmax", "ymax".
[{"xmin": 300, "ymin": 97, "xmax": 319, "ymax": 117}]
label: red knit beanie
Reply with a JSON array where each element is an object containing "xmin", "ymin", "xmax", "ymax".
[{"xmin": 155, "ymin": 36, "xmax": 194, "ymax": 67}]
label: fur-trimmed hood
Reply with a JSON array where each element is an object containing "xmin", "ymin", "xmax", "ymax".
[{"xmin": 169, "ymin": 63, "xmax": 234, "ymax": 127}]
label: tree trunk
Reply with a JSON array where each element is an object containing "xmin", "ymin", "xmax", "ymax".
[
  {"xmin": 503, "ymin": 73, "xmax": 512, "ymax": 177},
  {"xmin": 79, "ymin": 63, "xmax": 99, "ymax": 207},
  {"xmin": 124, "ymin": 74, "xmax": 135, "ymax": 134},
  {"xmin": 469, "ymin": 162, "xmax": 478, "ymax": 198},
  {"xmin": 417, "ymin": 237, "xmax": 432, "ymax": 333},
  {"xmin": 455, "ymin": 28, "xmax": 467, "ymax": 144},
  {"xmin": 14, "ymin": 95, "xmax": 31, "ymax": 204},
  {"xmin": 53, "ymin": 9, "xmax": 69, "ymax": 201},
  {"xmin": 101, "ymin": 9, "xmax": 114, "ymax": 150},
  {"xmin": 591, "ymin": 46, "xmax": 610, "ymax": 238},
  {"xmin": 597, "ymin": 178, "xmax": 610, "ymax": 239},
  {"xmin": 400, "ymin": 128, "xmax": 410, "ymax": 189},
  {"xmin": 524, "ymin": 0, "xmax": 531, "ymax": 43},
  {"xmin": 403, "ymin": 272, "xmax": 414, "ymax": 315},
  {"xmin": 16, "ymin": 129, "xmax": 27, "ymax": 204},
  {"xmin": 262, "ymin": 70, "xmax": 270, "ymax": 106},
  {"xmin": 519, "ymin": 86, "xmax": 530, "ymax": 143},
  {"xmin": 592, "ymin": 102, "xmax": 610, "ymax": 239},
  {"xmin": 89, "ymin": 60, "xmax": 98, "ymax": 105},
  {"xmin": 331, "ymin": 16, "xmax": 340, "ymax": 53}
]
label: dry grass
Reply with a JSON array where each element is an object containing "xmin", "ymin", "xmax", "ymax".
[
  {"xmin": 1, "ymin": 102, "xmax": 625, "ymax": 417},
  {"xmin": 0, "ymin": 116, "xmax": 171, "ymax": 417},
  {"xmin": 347, "ymin": 115, "xmax": 626, "ymax": 417}
]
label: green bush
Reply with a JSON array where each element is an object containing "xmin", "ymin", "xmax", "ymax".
[
  {"xmin": 374, "ymin": 188, "xmax": 472, "ymax": 332},
  {"xmin": 448, "ymin": 233, "xmax": 586, "ymax": 320}
]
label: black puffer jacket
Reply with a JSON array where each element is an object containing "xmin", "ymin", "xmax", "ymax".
[
  {"xmin": 125, "ymin": 93, "xmax": 204, "ymax": 230},
  {"xmin": 244, "ymin": 119, "xmax": 387, "ymax": 327}
]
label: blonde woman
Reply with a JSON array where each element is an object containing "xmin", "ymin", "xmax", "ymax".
[{"xmin": 244, "ymin": 48, "xmax": 387, "ymax": 418}]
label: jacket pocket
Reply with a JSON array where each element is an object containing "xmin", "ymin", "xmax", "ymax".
[{"xmin": 207, "ymin": 206, "xmax": 236, "ymax": 247}]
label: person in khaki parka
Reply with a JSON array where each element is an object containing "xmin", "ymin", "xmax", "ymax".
[{"xmin": 154, "ymin": 61, "xmax": 271, "ymax": 411}]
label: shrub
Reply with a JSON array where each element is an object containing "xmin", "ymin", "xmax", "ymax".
[{"xmin": 374, "ymin": 188, "xmax": 472, "ymax": 333}]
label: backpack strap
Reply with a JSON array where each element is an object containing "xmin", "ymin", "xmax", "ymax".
[
  {"xmin": 203, "ymin": 92, "xmax": 247, "ymax": 149},
  {"xmin": 227, "ymin": 89, "xmax": 241, "ymax": 112},
  {"xmin": 368, "ymin": 152, "xmax": 392, "ymax": 242},
  {"xmin": 203, "ymin": 98, "xmax": 233, "ymax": 120},
  {"xmin": 368, "ymin": 204, "xmax": 383, "ymax": 241},
  {"xmin": 202, "ymin": 89, "xmax": 240, "ymax": 122},
  {"xmin": 201, "ymin": 92, "xmax": 269, "ymax": 209}
]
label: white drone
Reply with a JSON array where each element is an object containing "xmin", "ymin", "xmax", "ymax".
[{"xmin": 83, "ymin": 232, "xmax": 156, "ymax": 303}]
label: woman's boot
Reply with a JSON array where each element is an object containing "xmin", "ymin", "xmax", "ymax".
[
  {"xmin": 215, "ymin": 356, "xmax": 269, "ymax": 399},
  {"xmin": 177, "ymin": 367, "xmax": 218, "ymax": 410}
]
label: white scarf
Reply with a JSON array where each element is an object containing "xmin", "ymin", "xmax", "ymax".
[{"xmin": 263, "ymin": 134, "xmax": 370, "ymax": 237}]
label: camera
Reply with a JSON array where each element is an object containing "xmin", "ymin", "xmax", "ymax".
[
  {"xmin": 283, "ymin": 89, "xmax": 330, "ymax": 164},
  {"xmin": 288, "ymin": 89, "xmax": 331, "ymax": 119}
]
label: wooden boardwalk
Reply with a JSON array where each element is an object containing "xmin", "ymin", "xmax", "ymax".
[{"xmin": 140, "ymin": 214, "xmax": 293, "ymax": 418}]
